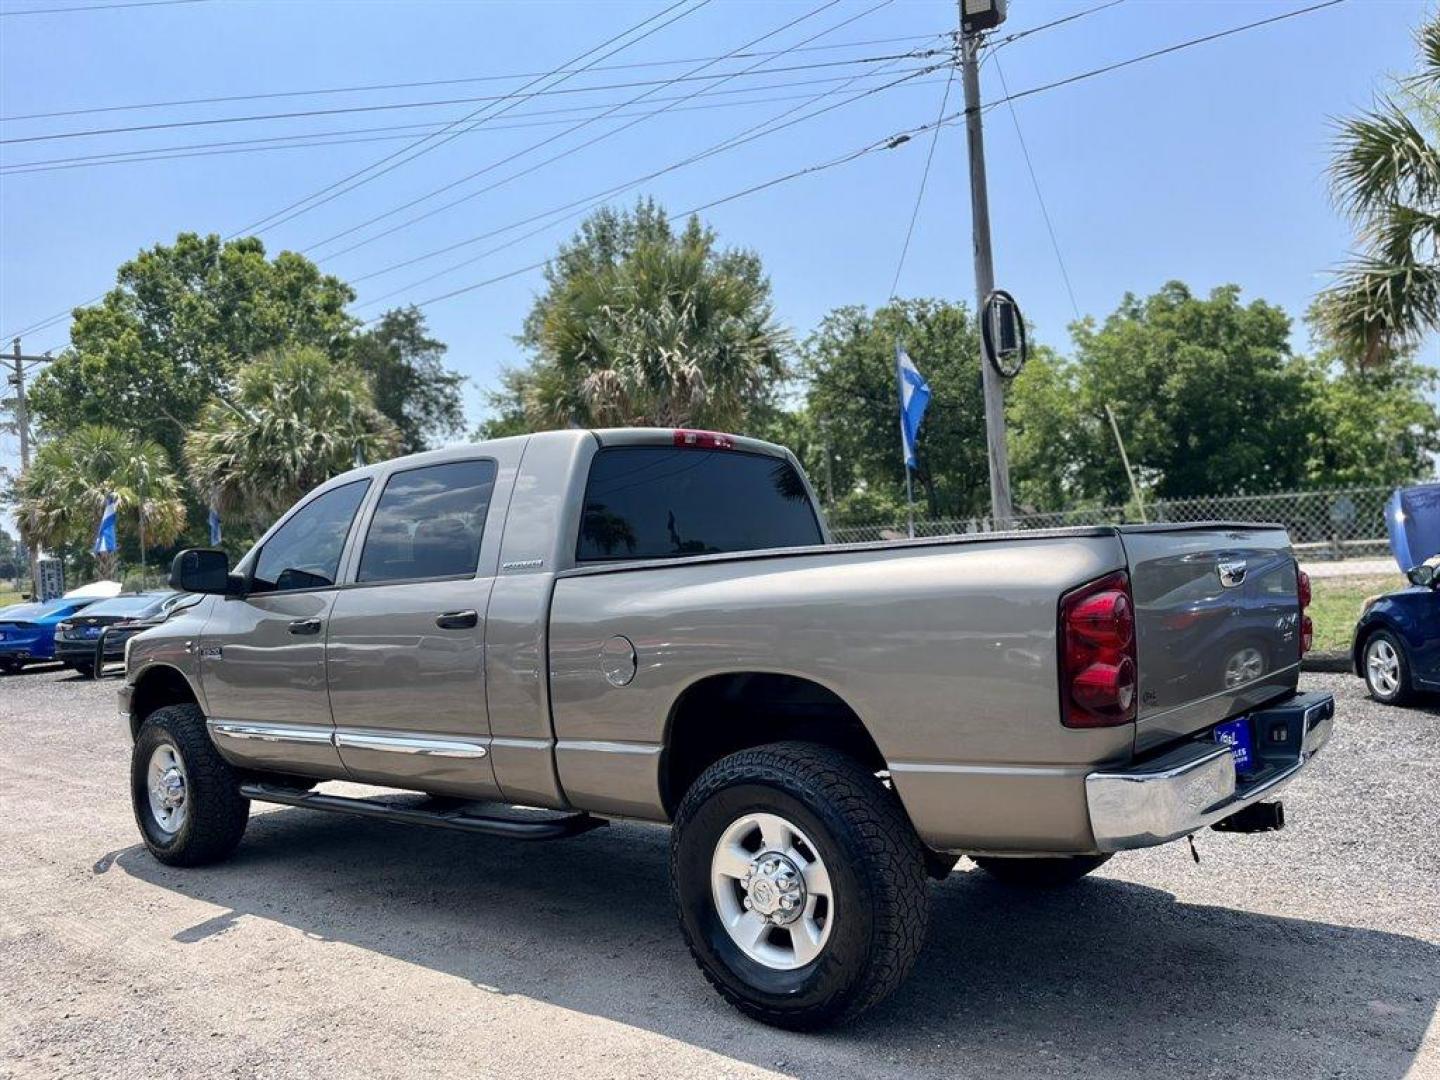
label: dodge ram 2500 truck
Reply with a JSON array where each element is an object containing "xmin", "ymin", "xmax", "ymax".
[{"xmin": 120, "ymin": 427, "xmax": 1334, "ymax": 1028}]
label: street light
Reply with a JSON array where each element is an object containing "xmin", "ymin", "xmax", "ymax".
[{"xmin": 960, "ymin": 0, "xmax": 1007, "ymax": 34}]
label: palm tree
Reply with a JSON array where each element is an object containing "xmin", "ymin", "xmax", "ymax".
[
  {"xmin": 186, "ymin": 345, "xmax": 400, "ymax": 529},
  {"xmin": 15, "ymin": 425, "xmax": 186, "ymax": 581},
  {"xmin": 1319, "ymin": 16, "xmax": 1440, "ymax": 368},
  {"xmin": 518, "ymin": 200, "xmax": 790, "ymax": 431}
]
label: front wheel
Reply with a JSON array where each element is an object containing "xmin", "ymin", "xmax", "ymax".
[
  {"xmin": 0, "ymin": 658, "xmax": 18, "ymax": 676},
  {"xmin": 1363, "ymin": 630, "xmax": 1414, "ymax": 706},
  {"xmin": 972, "ymin": 853, "xmax": 1113, "ymax": 887},
  {"xmin": 670, "ymin": 743, "xmax": 931, "ymax": 1029},
  {"xmin": 131, "ymin": 703, "xmax": 250, "ymax": 866}
]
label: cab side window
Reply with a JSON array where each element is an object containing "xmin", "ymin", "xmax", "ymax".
[
  {"xmin": 356, "ymin": 460, "xmax": 497, "ymax": 584},
  {"xmin": 250, "ymin": 480, "xmax": 370, "ymax": 594}
]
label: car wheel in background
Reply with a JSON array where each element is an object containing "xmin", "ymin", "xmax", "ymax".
[
  {"xmin": 971, "ymin": 854, "xmax": 1113, "ymax": 887},
  {"xmin": 1363, "ymin": 629, "xmax": 1414, "ymax": 706},
  {"xmin": 131, "ymin": 703, "xmax": 250, "ymax": 866},
  {"xmin": 670, "ymin": 742, "xmax": 931, "ymax": 1029}
]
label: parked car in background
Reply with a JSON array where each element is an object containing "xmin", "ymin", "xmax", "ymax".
[
  {"xmin": 0, "ymin": 596, "xmax": 102, "ymax": 674},
  {"xmin": 1354, "ymin": 560, "xmax": 1440, "ymax": 705},
  {"xmin": 54, "ymin": 591, "xmax": 185, "ymax": 677}
]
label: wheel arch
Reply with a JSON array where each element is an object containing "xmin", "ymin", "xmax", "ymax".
[
  {"xmin": 659, "ymin": 670, "xmax": 888, "ymax": 817},
  {"xmin": 128, "ymin": 664, "xmax": 202, "ymax": 739}
]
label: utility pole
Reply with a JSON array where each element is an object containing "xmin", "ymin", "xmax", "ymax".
[
  {"xmin": 958, "ymin": 5, "xmax": 1014, "ymax": 528},
  {"xmin": 7, "ymin": 339, "xmax": 44, "ymax": 592}
]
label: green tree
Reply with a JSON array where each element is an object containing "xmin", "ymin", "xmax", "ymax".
[
  {"xmin": 186, "ymin": 346, "xmax": 399, "ymax": 530},
  {"xmin": 501, "ymin": 199, "xmax": 788, "ymax": 431},
  {"xmin": 1300, "ymin": 312, "xmax": 1440, "ymax": 486},
  {"xmin": 349, "ymin": 306, "xmax": 466, "ymax": 454},
  {"xmin": 14, "ymin": 425, "xmax": 186, "ymax": 580},
  {"xmin": 1317, "ymin": 15, "xmax": 1439, "ymax": 367},
  {"xmin": 28, "ymin": 233, "xmax": 356, "ymax": 462},
  {"xmin": 1061, "ymin": 283, "xmax": 1315, "ymax": 503},
  {"xmin": 802, "ymin": 299, "xmax": 990, "ymax": 523}
]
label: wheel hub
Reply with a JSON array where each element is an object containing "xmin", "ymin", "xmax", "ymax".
[
  {"xmin": 742, "ymin": 853, "xmax": 805, "ymax": 925},
  {"xmin": 154, "ymin": 767, "xmax": 186, "ymax": 811}
]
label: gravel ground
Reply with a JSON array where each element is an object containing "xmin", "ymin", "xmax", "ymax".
[{"xmin": 1, "ymin": 667, "xmax": 1436, "ymax": 1080}]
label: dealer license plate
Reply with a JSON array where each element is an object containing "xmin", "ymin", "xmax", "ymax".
[
  {"xmin": 82, "ymin": 626, "xmax": 102, "ymax": 639},
  {"xmin": 1214, "ymin": 716, "xmax": 1256, "ymax": 775}
]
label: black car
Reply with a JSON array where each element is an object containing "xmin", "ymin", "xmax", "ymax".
[{"xmin": 53, "ymin": 592, "xmax": 185, "ymax": 676}]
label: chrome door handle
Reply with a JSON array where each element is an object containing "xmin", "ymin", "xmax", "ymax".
[
  {"xmin": 288, "ymin": 618, "xmax": 323, "ymax": 636},
  {"xmin": 435, "ymin": 610, "xmax": 478, "ymax": 630}
]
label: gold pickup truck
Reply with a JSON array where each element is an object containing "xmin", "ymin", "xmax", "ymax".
[{"xmin": 119, "ymin": 427, "xmax": 1334, "ymax": 1028}]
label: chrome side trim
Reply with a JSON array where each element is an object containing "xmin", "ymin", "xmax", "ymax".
[
  {"xmin": 334, "ymin": 732, "xmax": 488, "ymax": 759},
  {"xmin": 210, "ymin": 721, "xmax": 334, "ymax": 745}
]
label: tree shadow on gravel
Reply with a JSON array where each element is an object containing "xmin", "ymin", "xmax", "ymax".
[{"xmin": 115, "ymin": 809, "xmax": 1437, "ymax": 1080}]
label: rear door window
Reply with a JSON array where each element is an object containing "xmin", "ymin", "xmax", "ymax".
[
  {"xmin": 357, "ymin": 460, "xmax": 498, "ymax": 583},
  {"xmin": 578, "ymin": 447, "xmax": 822, "ymax": 561},
  {"xmin": 251, "ymin": 480, "xmax": 370, "ymax": 593}
]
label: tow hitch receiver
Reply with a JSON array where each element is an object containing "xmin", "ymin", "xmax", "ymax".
[{"xmin": 1212, "ymin": 800, "xmax": 1285, "ymax": 834}]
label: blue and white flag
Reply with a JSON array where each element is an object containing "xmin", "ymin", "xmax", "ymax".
[
  {"xmin": 92, "ymin": 494, "xmax": 118, "ymax": 556},
  {"xmin": 896, "ymin": 345, "xmax": 932, "ymax": 470},
  {"xmin": 208, "ymin": 503, "xmax": 223, "ymax": 546}
]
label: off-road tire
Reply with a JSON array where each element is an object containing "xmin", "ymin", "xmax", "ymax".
[
  {"xmin": 131, "ymin": 703, "xmax": 249, "ymax": 866},
  {"xmin": 670, "ymin": 742, "xmax": 931, "ymax": 1030},
  {"xmin": 1361, "ymin": 629, "xmax": 1415, "ymax": 706},
  {"xmin": 971, "ymin": 853, "xmax": 1113, "ymax": 887}
]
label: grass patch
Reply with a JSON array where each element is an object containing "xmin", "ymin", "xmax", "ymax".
[
  {"xmin": 0, "ymin": 589, "xmax": 23, "ymax": 609},
  {"xmin": 1309, "ymin": 574, "xmax": 1406, "ymax": 654}
]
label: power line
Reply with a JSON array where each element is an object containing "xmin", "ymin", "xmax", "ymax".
[
  {"xmin": 303, "ymin": 0, "xmax": 898, "ymax": 261},
  {"xmin": 990, "ymin": 52, "xmax": 1079, "ymax": 321},
  {"xmin": 0, "ymin": 0, "xmax": 206, "ymax": 15},
  {"xmin": 1, "ymin": 70, "xmax": 946, "ymax": 177},
  {"xmin": 224, "ymin": 0, "xmax": 713, "ymax": 240},
  {"xmin": 887, "ymin": 64, "xmax": 955, "ymax": 300},
  {"xmin": 990, "ymin": 0, "xmax": 1126, "ymax": 50},
  {"xmin": 0, "ymin": 31, "xmax": 944, "ymax": 122},
  {"xmin": 386, "ymin": 109, "xmax": 949, "ymax": 322},
  {"xmin": 0, "ymin": 49, "xmax": 945, "ymax": 148},
  {"xmin": 0, "ymin": 0, "xmax": 705, "ymax": 340},
  {"xmin": 349, "ymin": 57, "xmax": 934, "ymax": 307},
  {"xmin": 982, "ymin": 0, "xmax": 1347, "ymax": 114}
]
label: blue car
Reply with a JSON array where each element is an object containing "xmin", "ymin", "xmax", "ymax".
[
  {"xmin": 0, "ymin": 597, "xmax": 101, "ymax": 674},
  {"xmin": 1353, "ymin": 562, "xmax": 1440, "ymax": 706}
]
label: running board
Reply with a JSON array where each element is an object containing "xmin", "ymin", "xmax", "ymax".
[{"xmin": 238, "ymin": 784, "xmax": 607, "ymax": 840}]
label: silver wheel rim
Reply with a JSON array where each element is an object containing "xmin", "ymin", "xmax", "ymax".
[
  {"xmin": 1367, "ymin": 639, "xmax": 1401, "ymax": 698},
  {"xmin": 146, "ymin": 743, "xmax": 189, "ymax": 835},
  {"xmin": 1224, "ymin": 646, "xmax": 1265, "ymax": 687},
  {"xmin": 710, "ymin": 812, "xmax": 834, "ymax": 970}
]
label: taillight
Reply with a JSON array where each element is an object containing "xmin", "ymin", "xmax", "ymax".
[
  {"xmin": 673, "ymin": 429, "xmax": 735, "ymax": 450},
  {"xmin": 1059, "ymin": 570, "xmax": 1138, "ymax": 728},
  {"xmin": 1296, "ymin": 565, "xmax": 1312, "ymax": 656}
]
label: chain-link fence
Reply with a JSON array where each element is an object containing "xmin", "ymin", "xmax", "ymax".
[{"xmin": 830, "ymin": 486, "xmax": 1394, "ymax": 560}]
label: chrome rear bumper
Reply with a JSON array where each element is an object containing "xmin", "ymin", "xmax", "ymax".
[{"xmin": 1086, "ymin": 692, "xmax": 1334, "ymax": 852}]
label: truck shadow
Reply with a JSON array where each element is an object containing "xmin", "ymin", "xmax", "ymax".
[{"xmin": 115, "ymin": 810, "xmax": 1437, "ymax": 1079}]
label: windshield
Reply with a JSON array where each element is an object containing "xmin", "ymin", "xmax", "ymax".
[
  {"xmin": 0, "ymin": 599, "xmax": 84, "ymax": 621},
  {"xmin": 81, "ymin": 593, "xmax": 175, "ymax": 618}
]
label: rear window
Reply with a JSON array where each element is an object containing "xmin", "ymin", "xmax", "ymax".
[{"xmin": 577, "ymin": 446, "xmax": 823, "ymax": 562}]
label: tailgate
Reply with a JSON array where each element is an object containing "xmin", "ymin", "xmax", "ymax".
[{"xmin": 1121, "ymin": 525, "xmax": 1301, "ymax": 753}]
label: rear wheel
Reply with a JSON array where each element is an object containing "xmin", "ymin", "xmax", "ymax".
[
  {"xmin": 131, "ymin": 704, "xmax": 250, "ymax": 866},
  {"xmin": 0, "ymin": 658, "xmax": 18, "ymax": 675},
  {"xmin": 671, "ymin": 742, "xmax": 930, "ymax": 1029},
  {"xmin": 1363, "ymin": 630, "xmax": 1414, "ymax": 706},
  {"xmin": 972, "ymin": 853, "xmax": 1113, "ymax": 887},
  {"xmin": 71, "ymin": 661, "xmax": 95, "ymax": 679}
]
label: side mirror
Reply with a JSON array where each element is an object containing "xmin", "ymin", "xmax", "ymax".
[
  {"xmin": 170, "ymin": 548, "xmax": 243, "ymax": 596},
  {"xmin": 1406, "ymin": 563, "xmax": 1436, "ymax": 589}
]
